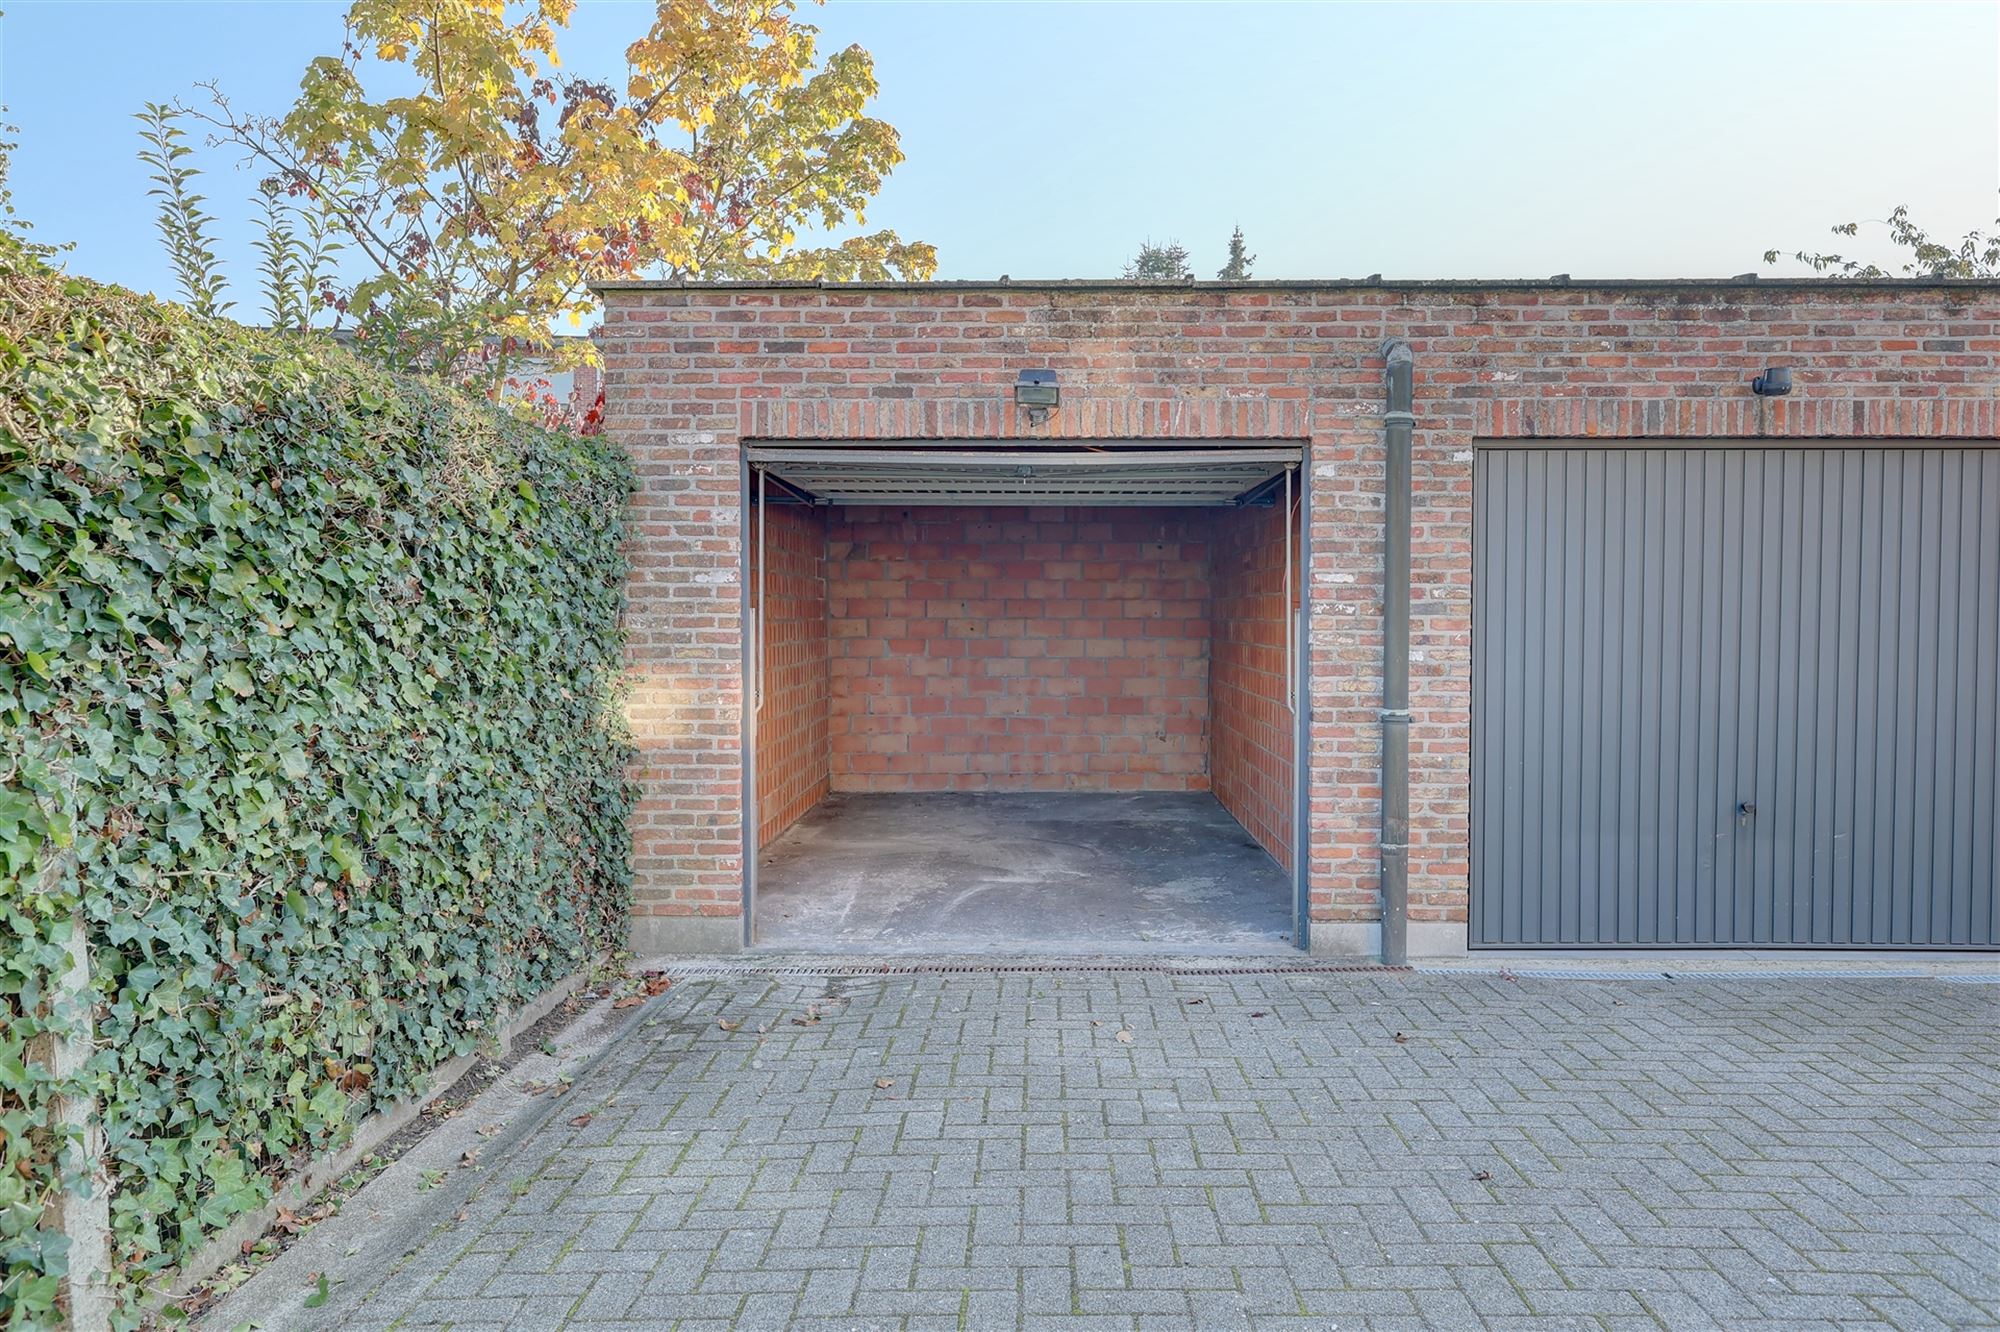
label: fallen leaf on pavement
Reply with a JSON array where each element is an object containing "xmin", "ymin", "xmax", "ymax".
[
  {"xmin": 478, "ymin": 1123, "xmax": 501, "ymax": 1138},
  {"xmin": 875, "ymin": 1077, "xmax": 893, "ymax": 1089},
  {"xmin": 613, "ymin": 995, "xmax": 645, "ymax": 1009},
  {"xmin": 1473, "ymin": 1170, "xmax": 1493, "ymax": 1181},
  {"xmin": 568, "ymin": 1113, "xmax": 593, "ymax": 1128},
  {"xmin": 1184, "ymin": 998, "xmax": 1205, "ymax": 1005},
  {"xmin": 459, "ymin": 1149, "xmax": 481, "ymax": 1169},
  {"xmin": 454, "ymin": 1208, "xmax": 469, "ymax": 1222},
  {"xmin": 1393, "ymin": 1032, "xmax": 1411, "ymax": 1044},
  {"xmin": 1114, "ymin": 1030, "xmax": 1133, "ymax": 1043},
  {"xmin": 1249, "ymin": 1012, "xmax": 1267, "ymax": 1018},
  {"xmin": 640, "ymin": 972, "xmax": 673, "ymax": 995},
  {"xmin": 717, "ymin": 1018, "xmax": 740, "ymax": 1031}
]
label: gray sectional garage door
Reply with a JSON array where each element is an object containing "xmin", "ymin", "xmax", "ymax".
[{"xmin": 1472, "ymin": 444, "xmax": 1999, "ymax": 948}]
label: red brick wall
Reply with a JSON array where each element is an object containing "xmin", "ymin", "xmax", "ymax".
[
  {"xmin": 1209, "ymin": 500, "xmax": 1296, "ymax": 872},
  {"xmin": 616, "ymin": 437, "xmax": 740, "ymax": 938},
  {"xmin": 597, "ymin": 280, "xmax": 2000, "ymax": 939},
  {"xmin": 825, "ymin": 505, "xmax": 1210, "ymax": 792},
  {"xmin": 751, "ymin": 502, "xmax": 828, "ymax": 847}
]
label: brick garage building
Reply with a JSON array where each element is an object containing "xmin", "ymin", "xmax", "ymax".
[{"xmin": 596, "ymin": 279, "xmax": 2000, "ymax": 958}]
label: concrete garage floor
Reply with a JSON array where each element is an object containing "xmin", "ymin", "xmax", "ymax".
[{"xmin": 754, "ymin": 792, "xmax": 1294, "ymax": 955}]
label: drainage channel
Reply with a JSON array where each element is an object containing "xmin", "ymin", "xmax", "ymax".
[
  {"xmin": 660, "ymin": 957, "xmax": 1413, "ymax": 978},
  {"xmin": 650, "ymin": 957, "xmax": 1999, "ymax": 983}
]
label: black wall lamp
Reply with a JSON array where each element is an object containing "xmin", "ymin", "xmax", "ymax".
[
  {"xmin": 1751, "ymin": 366, "xmax": 1794, "ymax": 396},
  {"xmin": 1015, "ymin": 369, "xmax": 1059, "ymax": 423}
]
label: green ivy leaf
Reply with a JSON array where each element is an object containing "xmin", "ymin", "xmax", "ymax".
[{"xmin": 1, "ymin": 244, "xmax": 635, "ymax": 1325}]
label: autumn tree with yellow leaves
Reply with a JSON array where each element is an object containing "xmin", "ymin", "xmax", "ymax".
[{"xmin": 174, "ymin": 0, "xmax": 933, "ymax": 381}]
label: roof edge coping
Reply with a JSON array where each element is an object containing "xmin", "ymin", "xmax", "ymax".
[{"xmin": 591, "ymin": 275, "xmax": 2000, "ymax": 295}]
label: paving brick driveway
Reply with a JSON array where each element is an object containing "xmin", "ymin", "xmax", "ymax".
[{"xmin": 317, "ymin": 966, "xmax": 1997, "ymax": 1331}]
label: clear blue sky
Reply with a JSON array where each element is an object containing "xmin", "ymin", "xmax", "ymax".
[{"xmin": 2, "ymin": 0, "xmax": 1994, "ymax": 308}]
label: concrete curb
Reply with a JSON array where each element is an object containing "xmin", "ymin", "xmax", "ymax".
[
  {"xmin": 634, "ymin": 949, "xmax": 2000, "ymax": 980},
  {"xmin": 190, "ymin": 975, "xmax": 673, "ymax": 1331},
  {"xmin": 1416, "ymin": 953, "xmax": 2000, "ymax": 980},
  {"xmin": 173, "ymin": 962, "xmax": 603, "ymax": 1315}
]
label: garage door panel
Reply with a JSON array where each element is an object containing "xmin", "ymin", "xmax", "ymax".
[
  {"xmin": 1971, "ymin": 456, "xmax": 2000, "ymax": 945},
  {"xmin": 1911, "ymin": 451, "xmax": 1950, "ymax": 940},
  {"xmin": 1942, "ymin": 447, "xmax": 1995, "ymax": 944},
  {"xmin": 1557, "ymin": 452, "xmax": 1590, "ymax": 942},
  {"xmin": 1940, "ymin": 452, "xmax": 1973, "ymax": 941},
  {"xmin": 1960, "ymin": 451, "xmax": 1999, "ymax": 945},
  {"xmin": 1852, "ymin": 451, "xmax": 1891, "ymax": 943},
  {"xmin": 1473, "ymin": 443, "xmax": 2000, "ymax": 949},
  {"xmin": 746, "ymin": 445, "xmax": 1303, "ymax": 506}
]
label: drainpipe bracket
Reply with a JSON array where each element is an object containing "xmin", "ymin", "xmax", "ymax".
[
  {"xmin": 1378, "ymin": 708, "xmax": 1411, "ymax": 722},
  {"xmin": 1382, "ymin": 410, "xmax": 1417, "ymax": 428}
]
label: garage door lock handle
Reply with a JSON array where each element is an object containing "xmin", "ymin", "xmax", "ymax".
[{"xmin": 1738, "ymin": 801, "xmax": 1756, "ymax": 818}]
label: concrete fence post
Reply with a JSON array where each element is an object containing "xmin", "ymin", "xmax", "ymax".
[{"xmin": 26, "ymin": 914, "xmax": 113, "ymax": 1332}]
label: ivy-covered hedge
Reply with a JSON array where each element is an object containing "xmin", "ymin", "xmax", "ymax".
[{"xmin": 0, "ymin": 237, "xmax": 634, "ymax": 1327}]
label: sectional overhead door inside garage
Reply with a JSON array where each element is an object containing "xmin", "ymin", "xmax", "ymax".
[{"xmin": 1472, "ymin": 443, "xmax": 2000, "ymax": 949}]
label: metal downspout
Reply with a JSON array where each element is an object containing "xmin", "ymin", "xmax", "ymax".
[{"xmin": 1380, "ymin": 340, "xmax": 1414, "ymax": 965}]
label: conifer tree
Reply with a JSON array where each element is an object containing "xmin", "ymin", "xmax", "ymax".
[
  {"xmin": 1217, "ymin": 226, "xmax": 1255, "ymax": 280},
  {"xmin": 1124, "ymin": 239, "xmax": 1194, "ymax": 280}
]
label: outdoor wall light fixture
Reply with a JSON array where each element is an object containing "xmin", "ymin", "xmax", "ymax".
[
  {"xmin": 1015, "ymin": 369, "xmax": 1059, "ymax": 422},
  {"xmin": 1751, "ymin": 366, "xmax": 1794, "ymax": 396}
]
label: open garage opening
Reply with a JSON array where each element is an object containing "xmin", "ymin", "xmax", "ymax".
[{"xmin": 744, "ymin": 446, "xmax": 1305, "ymax": 954}]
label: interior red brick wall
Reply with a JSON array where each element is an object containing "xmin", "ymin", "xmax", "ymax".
[
  {"xmin": 751, "ymin": 502, "xmax": 829, "ymax": 848},
  {"xmin": 824, "ymin": 506, "xmax": 1210, "ymax": 791},
  {"xmin": 1209, "ymin": 500, "xmax": 1297, "ymax": 872},
  {"xmin": 598, "ymin": 280, "xmax": 2000, "ymax": 936}
]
